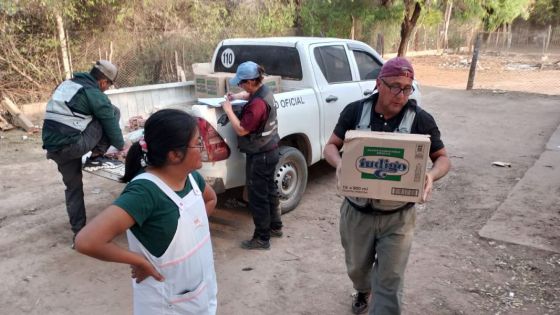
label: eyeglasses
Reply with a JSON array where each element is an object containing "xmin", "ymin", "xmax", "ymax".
[
  {"xmin": 237, "ymin": 79, "xmax": 248, "ymax": 87},
  {"xmin": 380, "ymin": 78, "xmax": 415, "ymax": 96},
  {"xmin": 187, "ymin": 145, "xmax": 204, "ymax": 152},
  {"xmin": 187, "ymin": 137, "xmax": 205, "ymax": 152}
]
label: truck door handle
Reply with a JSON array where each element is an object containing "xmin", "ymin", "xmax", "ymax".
[
  {"xmin": 325, "ymin": 95, "xmax": 338, "ymax": 103},
  {"xmin": 363, "ymin": 89, "xmax": 374, "ymax": 96}
]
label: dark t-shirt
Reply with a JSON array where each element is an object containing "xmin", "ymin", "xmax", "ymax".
[
  {"xmin": 333, "ymin": 94, "xmax": 445, "ymax": 154},
  {"xmin": 113, "ymin": 171, "xmax": 206, "ymax": 257},
  {"xmin": 240, "ymin": 97, "xmax": 268, "ymax": 132}
]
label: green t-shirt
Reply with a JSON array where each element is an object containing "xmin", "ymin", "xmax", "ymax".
[{"xmin": 113, "ymin": 171, "xmax": 206, "ymax": 257}]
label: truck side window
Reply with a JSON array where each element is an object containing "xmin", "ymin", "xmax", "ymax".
[
  {"xmin": 214, "ymin": 45, "xmax": 303, "ymax": 80},
  {"xmin": 314, "ymin": 45, "xmax": 352, "ymax": 83},
  {"xmin": 353, "ymin": 50, "xmax": 382, "ymax": 81}
]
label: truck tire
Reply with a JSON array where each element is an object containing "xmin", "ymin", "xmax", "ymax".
[{"xmin": 275, "ymin": 146, "xmax": 308, "ymax": 214}]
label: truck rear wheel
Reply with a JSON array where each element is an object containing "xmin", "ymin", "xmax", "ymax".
[{"xmin": 275, "ymin": 146, "xmax": 308, "ymax": 214}]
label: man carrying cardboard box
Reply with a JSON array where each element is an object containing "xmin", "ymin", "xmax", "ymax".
[{"xmin": 323, "ymin": 57, "xmax": 451, "ymax": 315}]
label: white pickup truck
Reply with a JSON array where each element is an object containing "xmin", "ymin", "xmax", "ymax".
[{"xmin": 106, "ymin": 37, "xmax": 419, "ymax": 213}]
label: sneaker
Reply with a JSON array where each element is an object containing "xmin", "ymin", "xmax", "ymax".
[
  {"xmin": 351, "ymin": 291, "xmax": 370, "ymax": 314},
  {"xmin": 241, "ymin": 238, "xmax": 270, "ymax": 250},
  {"xmin": 270, "ymin": 228, "xmax": 283, "ymax": 238},
  {"xmin": 83, "ymin": 155, "xmax": 123, "ymax": 171}
]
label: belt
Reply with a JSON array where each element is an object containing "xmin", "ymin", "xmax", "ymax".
[{"xmin": 345, "ymin": 197, "xmax": 414, "ymax": 215}]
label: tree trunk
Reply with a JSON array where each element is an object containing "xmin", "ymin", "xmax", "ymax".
[
  {"xmin": 377, "ymin": 33, "xmax": 385, "ymax": 57},
  {"xmin": 442, "ymin": 0, "xmax": 453, "ymax": 50},
  {"xmin": 397, "ymin": 1, "xmax": 422, "ymax": 57},
  {"xmin": 55, "ymin": 14, "xmax": 71, "ymax": 80},
  {"xmin": 545, "ymin": 24, "xmax": 552, "ymax": 51},
  {"xmin": 408, "ymin": 26, "xmax": 418, "ymax": 53},
  {"xmin": 351, "ymin": 15, "xmax": 355, "ymax": 40},
  {"xmin": 506, "ymin": 23, "xmax": 512, "ymax": 50},
  {"xmin": 293, "ymin": 0, "xmax": 304, "ymax": 36}
]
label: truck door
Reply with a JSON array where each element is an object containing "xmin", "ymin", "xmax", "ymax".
[
  {"xmin": 310, "ymin": 44, "xmax": 363, "ymax": 145},
  {"xmin": 349, "ymin": 46, "xmax": 421, "ymax": 104},
  {"xmin": 349, "ymin": 48, "xmax": 384, "ymax": 97}
]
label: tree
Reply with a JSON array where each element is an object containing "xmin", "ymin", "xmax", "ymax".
[
  {"xmin": 442, "ymin": 0, "xmax": 453, "ymax": 49},
  {"xmin": 481, "ymin": 0, "xmax": 532, "ymax": 32},
  {"xmin": 397, "ymin": 0, "xmax": 424, "ymax": 56},
  {"xmin": 528, "ymin": 0, "xmax": 560, "ymax": 27}
]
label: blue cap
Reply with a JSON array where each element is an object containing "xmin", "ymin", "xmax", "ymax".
[{"xmin": 229, "ymin": 61, "xmax": 260, "ymax": 86}]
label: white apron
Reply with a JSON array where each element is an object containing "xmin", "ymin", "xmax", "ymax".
[{"xmin": 126, "ymin": 173, "xmax": 218, "ymax": 315}]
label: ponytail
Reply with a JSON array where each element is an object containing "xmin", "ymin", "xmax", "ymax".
[
  {"xmin": 120, "ymin": 109, "xmax": 197, "ymax": 183},
  {"xmin": 254, "ymin": 65, "xmax": 265, "ymax": 84},
  {"xmin": 120, "ymin": 142, "xmax": 143, "ymax": 183}
]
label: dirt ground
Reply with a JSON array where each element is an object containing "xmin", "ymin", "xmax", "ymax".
[{"xmin": 1, "ymin": 55, "xmax": 560, "ymax": 315}]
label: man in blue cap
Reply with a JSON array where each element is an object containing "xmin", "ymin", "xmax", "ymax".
[
  {"xmin": 222, "ymin": 61, "xmax": 283, "ymax": 250},
  {"xmin": 324, "ymin": 57, "xmax": 451, "ymax": 314}
]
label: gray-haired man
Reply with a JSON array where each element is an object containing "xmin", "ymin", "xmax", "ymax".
[{"xmin": 42, "ymin": 60, "xmax": 126, "ymax": 246}]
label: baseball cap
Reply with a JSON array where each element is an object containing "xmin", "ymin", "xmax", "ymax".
[
  {"xmin": 93, "ymin": 60, "xmax": 118, "ymax": 83},
  {"xmin": 379, "ymin": 57, "xmax": 414, "ymax": 80},
  {"xmin": 229, "ymin": 61, "xmax": 260, "ymax": 86}
]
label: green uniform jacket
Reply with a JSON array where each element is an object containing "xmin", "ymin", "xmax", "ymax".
[{"xmin": 42, "ymin": 72, "xmax": 124, "ymax": 151}]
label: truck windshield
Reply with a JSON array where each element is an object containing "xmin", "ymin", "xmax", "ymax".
[{"xmin": 214, "ymin": 45, "xmax": 303, "ymax": 80}]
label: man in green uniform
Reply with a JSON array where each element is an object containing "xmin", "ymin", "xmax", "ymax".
[{"xmin": 42, "ymin": 60, "xmax": 125, "ymax": 245}]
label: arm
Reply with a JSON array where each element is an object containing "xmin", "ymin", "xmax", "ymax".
[
  {"xmin": 74, "ymin": 205, "xmax": 164, "ymax": 283},
  {"xmin": 324, "ymin": 133, "xmax": 346, "ymax": 190},
  {"xmin": 202, "ymin": 184, "xmax": 217, "ymax": 216},
  {"xmin": 422, "ymin": 147, "xmax": 451, "ymax": 202},
  {"xmin": 222, "ymin": 99, "xmax": 250, "ymax": 136},
  {"xmin": 86, "ymin": 89, "xmax": 125, "ymax": 150},
  {"xmin": 226, "ymin": 91, "xmax": 250, "ymax": 101},
  {"xmin": 323, "ymin": 133, "xmax": 344, "ymax": 169}
]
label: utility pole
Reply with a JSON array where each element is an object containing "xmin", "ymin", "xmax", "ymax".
[{"xmin": 467, "ymin": 33, "xmax": 482, "ymax": 90}]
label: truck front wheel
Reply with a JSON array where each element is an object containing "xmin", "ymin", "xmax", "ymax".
[{"xmin": 275, "ymin": 146, "xmax": 308, "ymax": 214}]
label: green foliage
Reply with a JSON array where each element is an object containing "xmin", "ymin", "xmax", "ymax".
[
  {"xmin": 419, "ymin": 2, "xmax": 443, "ymax": 27},
  {"xmin": 452, "ymin": 0, "xmax": 486, "ymax": 24},
  {"xmin": 299, "ymin": 0, "xmax": 405, "ymax": 40},
  {"xmin": 482, "ymin": 0, "xmax": 532, "ymax": 31},
  {"xmin": 528, "ymin": 0, "xmax": 560, "ymax": 26},
  {"xmin": 300, "ymin": 0, "xmax": 353, "ymax": 37},
  {"xmin": 0, "ymin": 0, "xmax": 554, "ymax": 103},
  {"xmin": 254, "ymin": 0, "xmax": 296, "ymax": 35}
]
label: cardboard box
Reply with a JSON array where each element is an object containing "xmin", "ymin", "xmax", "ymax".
[
  {"xmin": 204, "ymin": 72, "xmax": 230, "ymax": 97},
  {"xmin": 339, "ymin": 130, "xmax": 431, "ymax": 203},
  {"xmin": 193, "ymin": 62, "xmax": 212, "ymax": 98},
  {"xmin": 192, "ymin": 62, "xmax": 212, "ymax": 75},
  {"xmin": 194, "ymin": 74, "xmax": 208, "ymax": 96},
  {"xmin": 195, "ymin": 72, "xmax": 233, "ymax": 98},
  {"xmin": 226, "ymin": 75, "xmax": 282, "ymax": 94}
]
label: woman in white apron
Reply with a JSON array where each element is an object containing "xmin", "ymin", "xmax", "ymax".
[{"xmin": 75, "ymin": 109, "xmax": 218, "ymax": 315}]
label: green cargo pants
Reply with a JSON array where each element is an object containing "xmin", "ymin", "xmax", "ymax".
[{"xmin": 340, "ymin": 199, "xmax": 416, "ymax": 315}]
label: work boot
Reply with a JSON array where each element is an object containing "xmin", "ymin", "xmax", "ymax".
[
  {"xmin": 351, "ymin": 291, "xmax": 370, "ymax": 314},
  {"xmin": 241, "ymin": 238, "xmax": 270, "ymax": 250},
  {"xmin": 270, "ymin": 228, "xmax": 283, "ymax": 238}
]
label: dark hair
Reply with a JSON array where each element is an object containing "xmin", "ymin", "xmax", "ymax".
[
  {"xmin": 90, "ymin": 67, "xmax": 111, "ymax": 83},
  {"xmin": 253, "ymin": 65, "xmax": 266, "ymax": 84},
  {"xmin": 120, "ymin": 109, "xmax": 198, "ymax": 183}
]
